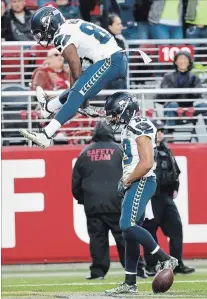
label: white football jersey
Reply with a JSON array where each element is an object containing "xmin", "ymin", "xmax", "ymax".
[
  {"xmin": 53, "ymin": 19, "xmax": 121, "ymax": 63},
  {"xmin": 121, "ymin": 116, "xmax": 157, "ymax": 180}
]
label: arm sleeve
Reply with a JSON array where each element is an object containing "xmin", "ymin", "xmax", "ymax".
[
  {"xmin": 115, "ymin": 143, "xmax": 124, "ymax": 160},
  {"xmin": 168, "ymin": 146, "xmax": 181, "ymax": 192},
  {"xmin": 72, "ymin": 157, "xmax": 84, "ymax": 204},
  {"xmin": 193, "ymin": 74, "xmax": 202, "ymax": 88},
  {"xmin": 174, "ymin": 180, "xmax": 180, "ymax": 192},
  {"xmin": 191, "ymin": 74, "xmax": 204, "ymax": 99},
  {"xmin": 156, "ymin": 74, "xmax": 175, "ymax": 102}
]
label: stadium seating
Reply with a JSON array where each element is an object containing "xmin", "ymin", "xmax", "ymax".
[{"xmin": 1, "ymin": 85, "xmax": 39, "ymax": 145}]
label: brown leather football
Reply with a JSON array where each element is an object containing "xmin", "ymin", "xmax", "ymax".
[{"xmin": 152, "ymin": 268, "xmax": 174, "ymax": 293}]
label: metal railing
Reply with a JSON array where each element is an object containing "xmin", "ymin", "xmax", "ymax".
[
  {"xmin": 126, "ymin": 39, "xmax": 207, "ymax": 89},
  {"xmin": 2, "ymin": 39, "xmax": 207, "ymax": 88},
  {"xmin": 1, "ymin": 88, "xmax": 207, "ymax": 146}
]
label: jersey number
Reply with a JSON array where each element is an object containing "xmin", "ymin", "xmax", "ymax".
[
  {"xmin": 80, "ymin": 22, "xmax": 111, "ymax": 44},
  {"xmin": 123, "ymin": 139, "xmax": 132, "ymax": 165},
  {"xmin": 53, "ymin": 34, "xmax": 71, "ymax": 52}
]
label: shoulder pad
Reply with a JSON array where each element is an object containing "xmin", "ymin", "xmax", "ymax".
[
  {"xmin": 53, "ymin": 24, "xmax": 71, "ymax": 53},
  {"xmin": 127, "ymin": 117, "xmax": 154, "ymax": 136}
]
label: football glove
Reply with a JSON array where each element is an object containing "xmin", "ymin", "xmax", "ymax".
[{"xmin": 118, "ymin": 178, "xmax": 130, "ymax": 198}]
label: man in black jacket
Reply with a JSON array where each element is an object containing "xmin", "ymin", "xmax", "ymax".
[
  {"xmin": 72, "ymin": 120, "xmax": 125, "ymax": 279},
  {"xmin": 156, "ymin": 51, "xmax": 207, "ymax": 127},
  {"xmin": 2, "ymin": 0, "xmax": 33, "ymax": 41},
  {"xmin": 143, "ymin": 120, "xmax": 195, "ymax": 275},
  {"xmin": 73, "ymin": 120, "xmax": 147, "ymax": 279}
]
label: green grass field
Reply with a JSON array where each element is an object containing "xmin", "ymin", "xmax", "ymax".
[{"xmin": 2, "ymin": 261, "xmax": 207, "ymax": 298}]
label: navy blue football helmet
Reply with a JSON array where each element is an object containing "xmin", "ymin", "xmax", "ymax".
[
  {"xmin": 105, "ymin": 92, "xmax": 139, "ymax": 131},
  {"xmin": 31, "ymin": 7, "xmax": 65, "ymax": 47}
]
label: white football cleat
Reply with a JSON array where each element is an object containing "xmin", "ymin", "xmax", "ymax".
[
  {"xmin": 19, "ymin": 129, "xmax": 51, "ymax": 148},
  {"xmin": 36, "ymin": 86, "xmax": 53, "ymax": 119}
]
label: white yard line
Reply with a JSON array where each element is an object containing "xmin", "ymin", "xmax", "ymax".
[
  {"xmin": 3, "ymin": 279, "xmax": 207, "ymax": 287},
  {"xmin": 2, "ymin": 260, "xmax": 207, "ymax": 272},
  {"xmin": 2, "ymin": 268, "xmax": 207, "ymax": 278}
]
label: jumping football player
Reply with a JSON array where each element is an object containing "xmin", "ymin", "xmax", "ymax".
[
  {"xmin": 19, "ymin": 6, "xmax": 129, "ymax": 148},
  {"xmin": 104, "ymin": 92, "xmax": 178, "ymax": 295}
]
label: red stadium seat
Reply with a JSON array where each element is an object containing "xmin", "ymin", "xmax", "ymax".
[
  {"xmin": 25, "ymin": 0, "xmax": 38, "ymax": 10},
  {"xmin": 177, "ymin": 107, "xmax": 184, "ymax": 117},
  {"xmin": 62, "ymin": 114, "xmax": 96, "ymax": 144},
  {"xmin": 1, "ymin": 45, "xmax": 34, "ymax": 82},
  {"xmin": 146, "ymin": 108, "xmax": 155, "ymax": 118},
  {"xmin": 185, "ymin": 107, "xmax": 195, "ymax": 118},
  {"xmin": 1, "ymin": 46, "xmax": 21, "ymax": 81},
  {"xmin": 30, "ymin": 44, "xmax": 54, "ymax": 66}
]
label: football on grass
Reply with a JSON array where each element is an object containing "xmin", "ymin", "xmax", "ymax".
[{"xmin": 152, "ymin": 268, "xmax": 174, "ymax": 293}]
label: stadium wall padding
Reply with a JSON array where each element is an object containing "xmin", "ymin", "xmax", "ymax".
[{"xmin": 2, "ymin": 144, "xmax": 207, "ymax": 264}]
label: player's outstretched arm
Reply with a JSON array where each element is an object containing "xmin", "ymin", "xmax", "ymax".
[
  {"xmin": 125, "ymin": 136, "xmax": 154, "ymax": 185},
  {"xmin": 62, "ymin": 44, "xmax": 82, "ymax": 87}
]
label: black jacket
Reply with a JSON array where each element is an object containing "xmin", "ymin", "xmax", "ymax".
[
  {"xmin": 72, "ymin": 121, "xmax": 123, "ymax": 215},
  {"xmin": 101, "ymin": 0, "xmax": 121, "ymax": 29},
  {"xmin": 156, "ymin": 71, "xmax": 203, "ymax": 107},
  {"xmin": 2, "ymin": 8, "xmax": 33, "ymax": 41},
  {"xmin": 108, "ymin": 29, "xmax": 126, "ymax": 50},
  {"xmin": 155, "ymin": 140, "xmax": 181, "ymax": 197},
  {"xmin": 133, "ymin": 0, "xmax": 152, "ymax": 22}
]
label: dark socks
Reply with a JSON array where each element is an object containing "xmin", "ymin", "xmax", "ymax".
[
  {"xmin": 124, "ymin": 238, "xmax": 140, "ymax": 286},
  {"xmin": 153, "ymin": 248, "xmax": 170, "ymax": 262},
  {"xmin": 125, "ymin": 239, "xmax": 140, "ymax": 273},
  {"xmin": 125, "ymin": 274, "xmax": 136, "ymax": 286}
]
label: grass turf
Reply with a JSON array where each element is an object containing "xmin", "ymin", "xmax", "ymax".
[{"xmin": 2, "ymin": 269, "xmax": 207, "ymax": 298}]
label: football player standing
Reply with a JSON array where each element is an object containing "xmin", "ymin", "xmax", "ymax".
[{"xmin": 104, "ymin": 92, "xmax": 178, "ymax": 295}]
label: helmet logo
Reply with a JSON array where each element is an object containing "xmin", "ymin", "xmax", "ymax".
[
  {"xmin": 41, "ymin": 15, "xmax": 50, "ymax": 30},
  {"xmin": 119, "ymin": 100, "xmax": 126, "ymax": 107}
]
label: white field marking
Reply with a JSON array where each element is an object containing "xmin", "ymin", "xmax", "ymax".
[
  {"xmin": 4, "ymin": 279, "xmax": 207, "ymax": 287},
  {"xmin": 3, "ymin": 268, "xmax": 207, "ymax": 278}
]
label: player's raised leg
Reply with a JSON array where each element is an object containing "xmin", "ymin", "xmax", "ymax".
[
  {"xmin": 36, "ymin": 86, "xmax": 62, "ymax": 119},
  {"xmin": 20, "ymin": 52, "xmax": 127, "ymax": 148},
  {"xmin": 19, "ymin": 7, "xmax": 129, "ymax": 147},
  {"xmin": 36, "ymin": 85, "xmax": 105, "ymax": 119}
]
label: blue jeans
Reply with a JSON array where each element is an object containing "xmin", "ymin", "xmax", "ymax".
[
  {"xmin": 55, "ymin": 51, "xmax": 128, "ymax": 124},
  {"xmin": 122, "ymin": 23, "xmax": 150, "ymax": 40},
  {"xmin": 164, "ymin": 102, "xmax": 207, "ymax": 125},
  {"xmin": 137, "ymin": 22, "xmax": 150, "ymax": 39},
  {"xmin": 150, "ymin": 23, "xmax": 183, "ymax": 39},
  {"xmin": 120, "ymin": 177, "xmax": 156, "ymax": 231},
  {"xmin": 186, "ymin": 25, "xmax": 207, "ymax": 39},
  {"xmin": 122, "ymin": 26, "xmax": 138, "ymax": 40}
]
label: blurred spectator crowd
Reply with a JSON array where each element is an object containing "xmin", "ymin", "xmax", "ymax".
[
  {"xmin": 1, "ymin": 0, "xmax": 207, "ymax": 42},
  {"xmin": 1, "ymin": 0, "xmax": 207, "ymax": 146}
]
